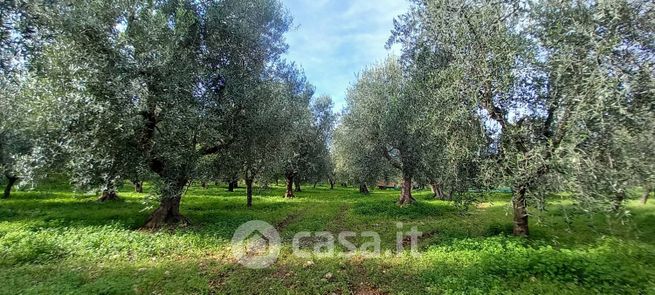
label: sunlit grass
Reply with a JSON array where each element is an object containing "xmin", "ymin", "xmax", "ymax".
[{"xmin": 0, "ymin": 182, "xmax": 653, "ymax": 294}]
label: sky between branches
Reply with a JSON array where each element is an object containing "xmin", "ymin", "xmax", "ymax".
[{"xmin": 283, "ymin": 0, "xmax": 409, "ymax": 112}]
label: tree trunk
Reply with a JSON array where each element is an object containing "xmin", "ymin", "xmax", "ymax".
[
  {"xmin": 294, "ymin": 178, "xmax": 302, "ymax": 192},
  {"xmin": 284, "ymin": 174, "xmax": 294, "ymax": 198},
  {"xmin": 2, "ymin": 176, "xmax": 18, "ymax": 199},
  {"xmin": 133, "ymin": 180, "xmax": 143, "ymax": 193},
  {"xmin": 98, "ymin": 190, "xmax": 119, "ymax": 202},
  {"xmin": 641, "ymin": 186, "xmax": 651, "ymax": 205},
  {"xmin": 512, "ymin": 186, "xmax": 529, "ymax": 236},
  {"xmin": 329, "ymin": 178, "xmax": 335, "ymax": 190},
  {"xmin": 228, "ymin": 180, "xmax": 235, "ymax": 192},
  {"xmin": 397, "ymin": 176, "xmax": 416, "ymax": 205},
  {"xmin": 201, "ymin": 181, "xmax": 208, "ymax": 189},
  {"xmin": 143, "ymin": 180, "xmax": 188, "ymax": 229},
  {"xmin": 246, "ymin": 177, "xmax": 254, "ymax": 208},
  {"xmin": 430, "ymin": 181, "xmax": 445, "ymax": 200},
  {"xmin": 359, "ymin": 182, "xmax": 369, "ymax": 194},
  {"xmin": 313, "ymin": 181, "xmax": 318, "ymax": 188},
  {"xmin": 233, "ymin": 180, "xmax": 239, "ymax": 188},
  {"xmin": 446, "ymin": 189, "xmax": 454, "ymax": 201}
]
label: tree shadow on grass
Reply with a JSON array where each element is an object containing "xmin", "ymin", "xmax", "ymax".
[
  {"xmin": 365, "ymin": 236, "xmax": 654, "ymax": 294},
  {"xmin": 0, "ymin": 190, "xmax": 309, "ymax": 241},
  {"xmin": 3, "ymin": 238, "xmax": 652, "ymax": 294},
  {"xmin": 1, "ymin": 259, "xmax": 212, "ymax": 294},
  {"xmin": 2, "ymin": 186, "xmax": 654, "ymax": 251}
]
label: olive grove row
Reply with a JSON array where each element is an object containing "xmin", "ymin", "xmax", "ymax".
[{"xmin": 1, "ymin": 0, "xmax": 654, "ymax": 235}]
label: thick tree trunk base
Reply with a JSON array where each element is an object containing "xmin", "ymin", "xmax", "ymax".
[
  {"xmin": 3, "ymin": 176, "xmax": 18, "ymax": 199},
  {"xmin": 513, "ymin": 212, "xmax": 529, "ymax": 236},
  {"xmin": 98, "ymin": 190, "xmax": 120, "ymax": 202},
  {"xmin": 397, "ymin": 177, "xmax": 416, "ymax": 206},
  {"xmin": 142, "ymin": 197, "xmax": 188, "ymax": 229},
  {"xmin": 512, "ymin": 187, "xmax": 529, "ymax": 237},
  {"xmin": 431, "ymin": 182, "xmax": 447, "ymax": 200},
  {"xmin": 359, "ymin": 183, "xmax": 370, "ymax": 195},
  {"xmin": 284, "ymin": 186, "xmax": 295, "ymax": 198},
  {"xmin": 397, "ymin": 195, "xmax": 417, "ymax": 206},
  {"xmin": 284, "ymin": 176, "xmax": 295, "ymax": 198}
]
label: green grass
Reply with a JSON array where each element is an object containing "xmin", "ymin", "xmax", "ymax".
[{"xmin": 1, "ymin": 182, "xmax": 654, "ymax": 294}]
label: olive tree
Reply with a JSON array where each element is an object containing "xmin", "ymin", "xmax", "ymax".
[
  {"xmin": 0, "ymin": 0, "xmax": 49, "ymax": 198},
  {"xmin": 274, "ymin": 65, "xmax": 316, "ymax": 198},
  {"xmin": 526, "ymin": 0, "xmax": 655, "ymax": 222},
  {"xmin": 225, "ymin": 62, "xmax": 311, "ymax": 207},
  {"xmin": 304, "ymin": 95, "xmax": 337, "ymax": 188},
  {"xmin": 333, "ymin": 122, "xmax": 393, "ymax": 194},
  {"xmin": 340, "ymin": 58, "xmax": 431, "ymax": 204},
  {"xmin": 0, "ymin": 82, "xmax": 29, "ymax": 199},
  {"xmin": 28, "ymin": 0, "xmax": 293, "ymax": 227},
  {"xmin": 389, "ymin": 0, "xmax": 654, "ymax": 235}
]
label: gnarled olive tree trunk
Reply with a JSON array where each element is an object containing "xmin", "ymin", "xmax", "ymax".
[
  {"xmin": 98, "ymin": 176, "xmax": 120, "ymax": 202},
  {"xmin": 359, "ymin": 182, "xmax": 369, "ymax": 194},
  {"xmin": 512, "ymin": 186, "xmax": 529, "ymax": 236},
  {"xmin": 430, "ymin": 181, "xmax": 446, "ymax": 200},
  {"xmin": 143, "ymin": 179, "xmax": 189, "ymax": 229},
  {"xmin": 98, "ymin": 190, "xmax": 119, "ymax": 202},
  {"xmin": 397, "ymin": 176, "xmax": 415, "ymax": 205},
  {"xmin": 2, "ymin": 175, "xmax": 18, "ymax": 199},
  {"xmin": 284, "ymin": 172, "xmax": 295, "ymax": 198}
]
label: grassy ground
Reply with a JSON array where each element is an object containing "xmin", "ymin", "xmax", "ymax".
[{"xmin": 0, "ymin": 181, "xmax": 654, "ymax": 294}]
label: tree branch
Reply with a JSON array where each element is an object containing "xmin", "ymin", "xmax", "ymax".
[
  {"xmin": 199, "ymin": 137, "xmax": 235, "ymax": 156},
  {"xmin": 382, "ymin": 146, "xmax": 403, "ymax": 170}
]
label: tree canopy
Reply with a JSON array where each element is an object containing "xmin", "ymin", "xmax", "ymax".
[{"xmin": 0, "ymin": 0, "xmax": 653, "ymax": 237}]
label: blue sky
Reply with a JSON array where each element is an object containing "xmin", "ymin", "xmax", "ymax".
[{"xmin": 282, "ymin": 0, "xmax": 410, "ymax": 112}]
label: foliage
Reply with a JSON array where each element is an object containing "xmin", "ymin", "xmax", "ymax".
[
  {"xmin": 5, "ymin": 0, "xmax": 306, "ymax": 222},
  {"xmin": 385, "ymin": 0, "xmax": 655, "ymax": 234}
]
